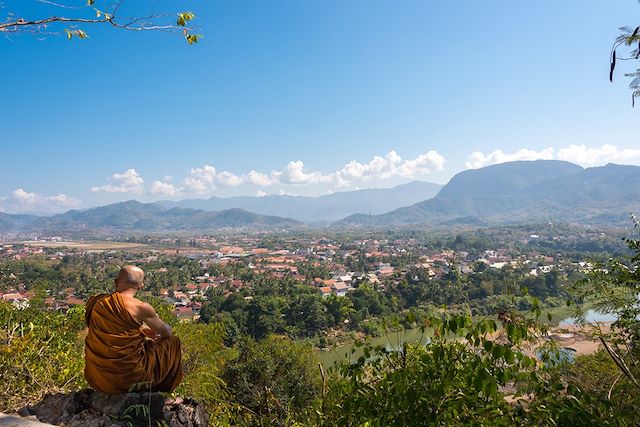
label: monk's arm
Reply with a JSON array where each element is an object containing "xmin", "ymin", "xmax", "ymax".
[{"xmin": 138, "ymin": 303, "xmax": 173, "ymax": 337}]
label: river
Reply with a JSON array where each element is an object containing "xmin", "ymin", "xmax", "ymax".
[
  {"xmin": 317, "ymin": 327, "xmax": 432, "ymax": 368},
  {"xmin": 317, "ymin": 308, "xmax": 616, "ymax": 368},
  {"xmin": 559, "ymin": 308, "xmax": 616, "ymax": 325}
]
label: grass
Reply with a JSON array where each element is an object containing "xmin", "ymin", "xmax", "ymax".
[{"xmin": 15, "ymin": 241, "xmax": 148, "ymax": 250}]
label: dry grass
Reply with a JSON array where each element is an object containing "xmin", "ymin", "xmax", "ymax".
[{"xmin": 16, "ymin": 241, "xmax": 147, "ymax": 250}]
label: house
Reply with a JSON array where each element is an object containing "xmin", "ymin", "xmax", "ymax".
[
  {"xmin": 333, "ymin": 274, "xmax": 353, "ymax": 284},
  {"xmin": 173, "ymin": 291, "xmax": 188, "ymax": 302},
  {"xmin": 331, "ymin": 282, "xmax": 349, "ymax": 297},
  {"xmin": 319, "ymin": 287, "xmax": 332, "ymax": 298},
  {"xmin": 1, "ymin": 293, "xmax": 23, "ymax": 301},
  {"xmin": 65, "ymin": 295, "xmax": 85, "ymax": 306},
  {"xmin": 366, "ymin": 273, "xmax": 380, "ymax": 284},
  {"xmin": 174, "ymin": 306, "xmax": 197, "ymax": 322},
  {"xmin": 377, "ymin": 266, "xmax": 395, "ymax": 277}
]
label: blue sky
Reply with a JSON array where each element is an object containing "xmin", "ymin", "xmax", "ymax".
[{"xmin": 1, "ymin": 0, "xmax": 639, "ymax": 213}]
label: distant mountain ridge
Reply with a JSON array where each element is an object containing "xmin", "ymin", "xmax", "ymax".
[
  {"xmin": 3, "ymin": 162, "xmax": 638, "ymax": 234},
  {"xmin": 0, "ymin": 201, "xmax": 301, "ymax": 233},
  {"xmin": 157, "ymin": 181, "xmax": 443, "ymax": 222},
  {"xmin": 338, "ymin": 161, "xmax": 640, "ymax": 227}
]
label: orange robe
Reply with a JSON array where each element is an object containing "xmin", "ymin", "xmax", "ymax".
[{"xmin": 84, "ymin": 292, "xmax": 183, "ymax": 394}]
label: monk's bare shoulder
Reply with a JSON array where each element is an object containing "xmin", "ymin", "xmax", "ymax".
[
  {"xmin": 136, "ymin": 301, "xmax": 158, "ymax": 321},
  {"xmin": 120, "ymin": 295, "xmax": 155, "ymax": 323}
]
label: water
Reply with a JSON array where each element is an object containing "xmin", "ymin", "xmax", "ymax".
[
  {"xmin": 560, "ymin": 308, "xmax": 616, "ymax": 326},
  {"xmin": 317, "ymin": 328, "xmax": 430, "ymax": 368},
  {"xmin": 536, "ymin": 347, "xmax": 577, "ymax": 366},
  {"xmin": 317, "ymin": 309, "xmax": 617, "ymax": 368}
]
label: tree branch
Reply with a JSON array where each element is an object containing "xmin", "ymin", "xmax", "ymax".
[
  {"xmin": 0, "ymin": 16, "xmax": 108, "ymax": 31},
  {"xmin": 0, "ymin": 2, "xmax": 201, "ymax": 44}
]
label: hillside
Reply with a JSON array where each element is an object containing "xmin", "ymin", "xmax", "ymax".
[
  {"xmin": 158, "ymin": 181, "xmax": 443, "ymax": 222},
  {"xmin": 0, "ymin": 201, "xmax": 302, "ymax": 233},
  {"xmin": 338, "ymin": 161, "xmax": 640, "ymax": 227},
  {"xmin": 0, "ymin": 212, "xmax": 40, "ymax": 232}
]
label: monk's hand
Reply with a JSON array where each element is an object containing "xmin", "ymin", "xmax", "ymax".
[{"xmin": 140, "ymin": 324, "xmax": 161, "ymax": 340}]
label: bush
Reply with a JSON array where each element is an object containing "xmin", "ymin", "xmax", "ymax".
[
  {"xmin": 0, "ymin": 302, "xmax": 87, "ymax": 411},
  {"xmin": 221, "ymin": 336, "xmax": 322, "ymax": 426}
]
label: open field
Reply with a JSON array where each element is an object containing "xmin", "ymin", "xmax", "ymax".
[{"xmin": 14, "ymin": 241, "xmax": 148, "ymax": 250}]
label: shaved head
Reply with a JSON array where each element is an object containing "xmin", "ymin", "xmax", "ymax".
[{"xmin": 115, "ymin": 265, "xmax": 145, "ymax": 291}]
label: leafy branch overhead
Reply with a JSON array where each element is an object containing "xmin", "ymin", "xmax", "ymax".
[
  {"xmin": 610, "ymin": 26, "xmax": 640, "ymax": 105},
  {"xmin": 0, "ymin": 0, "xmax": 201, "ymax": 45}
]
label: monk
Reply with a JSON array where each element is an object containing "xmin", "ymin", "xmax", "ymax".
[{"xmin": 84, "ymin": 265, "xmax": 183, "ymax": 394}]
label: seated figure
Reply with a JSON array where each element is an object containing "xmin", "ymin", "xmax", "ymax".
[{"xmin": 84, "ymin": 265, "xmax": 183, "ymax": 394}]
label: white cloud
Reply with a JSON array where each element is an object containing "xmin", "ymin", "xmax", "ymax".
[
  {"xmin": 557, "ymin": 144, "xmax": 640, "ymax": 166},
  {"xmin": 145, "ymin": 149, "xmax": 446, "ymax": 198},
  {"xmin": 91, "ymin": 168, "xmax": 144, "ymax": 193},
  {"xmin": 247, "ymin": 170, "xmax": 273, "ymax": 186},
  {"xmin": 150, "ymin": 181, "xmax": 178, "ymax": 197},
  {"xmin": 180, "ymin": 165, "xmax": 244, "ymax": 194},
  {"xmin": 1, "ymin": 189, "xmax": 81, "ymax": 214},
  {"xmin": 256, "ymin": 190, "xmax": 268, "ymax": 197},
  {"xmin": 396, "ymin": 151, "xmax": 446, "ymax": 178},
  {"xmin": 339, "ymin": 152, "xmax": 400, "ymax": 181},
  {"xmin": 465, "ymin": 148, "xmax": 555, "ymax": 169},
  {"xmin": 182, "ymin": 165, "xmax": 217, "ymax": 193},
  {"xmin": 272, "ymin": 160, "xmax": 334, "ymax": 185},
  {"xmin": 278, "ymin": 189, "xmax": 299, "ymax": 196},
  {"xmin": 216, "ymin": 171, "xmax": 244, "ymax": 187},
  {"xmin": 338, "ymin": 150, "xmax": 444, "ymax": 182},
  {"xmin": 466, "ymin": 144, "xmax": 640, "ymax": 169}
]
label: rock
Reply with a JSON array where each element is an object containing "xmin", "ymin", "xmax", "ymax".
[
  {"xmin": 163, "ymin": 399, "xmax": 209, "ymax": 427},
  {"xmin": 20, "ymin": 390, "xmax": 208, "ymax": 427},
  {"xmin": 0, "ymin": 413, "xmax": 58, "ymax": 426}
]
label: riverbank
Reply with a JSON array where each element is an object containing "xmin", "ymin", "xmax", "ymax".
[
  {"xmin": 316, "ymin": 312, "xmax": 612, "ymax": 368},
  {"xmin": 548, "ymin": 323, "xmax": 610, "ymax": 355}
]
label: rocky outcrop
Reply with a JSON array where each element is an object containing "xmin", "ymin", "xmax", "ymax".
[{"xmin": 18, "ymin": 389, "xmax": 208, "ymax": 427}]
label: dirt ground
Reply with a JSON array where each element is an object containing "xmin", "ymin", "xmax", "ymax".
[{"xmin": 16, "ymin": 241, "xmax": 147, "ymax": 250}]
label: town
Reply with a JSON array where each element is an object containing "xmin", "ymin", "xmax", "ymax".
[{"xmin": 0, "ymin": 224, "xmax": 621, "ymax": 340}]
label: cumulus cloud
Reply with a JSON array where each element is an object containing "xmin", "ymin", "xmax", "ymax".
[
  {"xmin": 272, "ymin": 160, "xmax": 334, "ymax": 185},
  {"xmin": 145, "ymin": 149, "xmax": 446, "ymax": 198},
  {"xmin": 0, "ymin": 189, "xmax": 81, "ymax": 214},
  {"xmin": 265, "ymin": 150, "xmax": 444, "ymax": 188},
  {"xmin": 339, "ymin": 152, "xmax": 402, "ymax": 181},
  {"xmin": 91, "ymin": 169, "xmax": 144, "ymax": 193},
  {"xmin": 465, "ymin": 148, "xmax": 554, "ymax": 169},
  {"xmin": 466, "ymin": 144, "xmax": 640, "ymax": 169},
  {"xmin": 179, "ymin": 165, "xmax": 244, "ymax": 194},
  {"xmin": 247, "ymin": 170, "xmax": 273, "ymax": 186},
  {"xmin": 182, "ymin": 165, "xmax": 217, "ymax": 193},
  {"xmin": 395, "ymin": 151, "xmax": 446, "ymax": 178},
  {"xmin": 150, "ymin": 180, "xmax": 178, "ymax": 197},
  {"xmin": 338, "ymin": 150, "xmax": 444, "ymax": 182},
  {"xmin": 557, "ymin": 144, "xmax": 640, "ymax": 166}
]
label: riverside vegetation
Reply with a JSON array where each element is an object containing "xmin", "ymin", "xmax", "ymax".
[{"xmin": 1, "ymin": 224, "xmax": 639, "ymax": 426}]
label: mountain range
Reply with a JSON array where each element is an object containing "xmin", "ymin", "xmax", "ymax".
[
  {"xmin": 0, "ymin": 202, "xmax": 301, "ymax": 233},
  {"xmin": 1, "ymin": 160, "xmax": 639, "ymax": 234},
  {"xmin": 338, "ymin": 161, "xmax": 640, "ymax": 227},
  {"xmin": 156, "ymin": 181, "xmax": 443, "ymax": 223}
]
